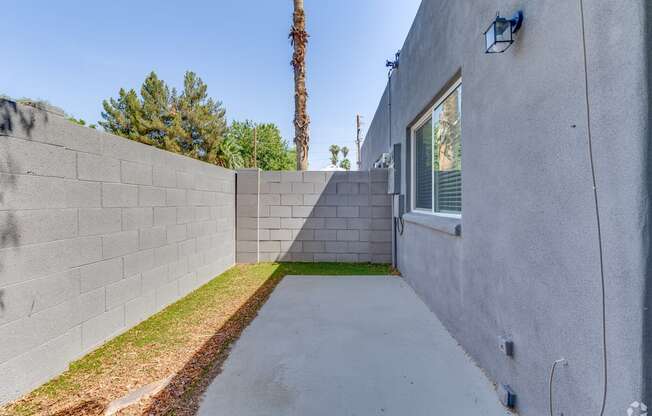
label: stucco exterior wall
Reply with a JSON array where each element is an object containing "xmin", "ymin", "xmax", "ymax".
[
  {"xmin": 362, "ymin": 1, "xmax": 650, "ymax": 414},
  {"xmin": 0, "ymin": 100, "xmax": 236, "ymax": 404}
]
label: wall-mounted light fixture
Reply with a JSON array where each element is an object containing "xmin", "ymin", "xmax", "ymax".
[{"xmin": 484, "ymin": 11, "xmax": 524, "ymax": 53}]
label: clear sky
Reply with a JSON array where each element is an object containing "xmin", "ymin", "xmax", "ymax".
[{"xmin": 1, "ymin": 0, "xmax": 421, "ymax": 170}]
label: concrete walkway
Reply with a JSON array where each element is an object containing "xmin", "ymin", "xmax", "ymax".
[{"xmin": 198, "ymin": 276, "xmax": 512, "ymax": 416}]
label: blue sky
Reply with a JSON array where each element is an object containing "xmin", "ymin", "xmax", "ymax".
[{"xmin": 1, "ymin": 0, "xmax": 420, "ymax": 169}]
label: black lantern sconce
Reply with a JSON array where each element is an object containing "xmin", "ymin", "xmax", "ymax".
[{"xmin": 484, "ymin": 11, "xmax": 524, "ymax": 53}]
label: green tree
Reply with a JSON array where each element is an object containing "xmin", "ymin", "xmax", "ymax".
[
  {"xmin": 225, "ymin": 120, "xmax": 295, "ymax": 171},
  {"xmin": 66, "ymin": 116, "xmax": 97, "ymax": 129},
  {"xmin": 173, "ymin": 72, "xmax": 227, "ymax": 163},
  {"xmin": 329, "ymin": 144, "xmax": 340, "ymax": 165},
  {"xmin": 339, "ymin": 146, "xmax": 351, "ymax": 170},
  {"xmin": 100, "ymin": 87, "xmax": 149, "ymax": 143},
  {"xmin": 100, "ymin": 71, "xmax": 236, "ymax": 168},
  {"xmin": 213, "ymin": 134, "xmax": 244, "ymax": 169},
  {"xmin": 139, "ymin": 72, "xmax": 179, "ymax": 152}
]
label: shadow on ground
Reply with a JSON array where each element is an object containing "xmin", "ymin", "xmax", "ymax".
[
  {"xmin": 141, "ymin": 272, "xmax": 285, "ymax": 416},
  {"xmin": 141, "ymin": 263, "xmax": 391, "ymax": 415},
  {"xmin": 4, "ymin": 263, "xmax": 391, "ymax": 416}
]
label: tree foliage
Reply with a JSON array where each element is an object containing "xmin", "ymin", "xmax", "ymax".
[
  {"xmin": 66, "ymin": 116, "xmax": 97, "ymax": 129},
  {"xmin": 339, "ymin": 146, "xmax": 351, "ymax": 170},
  {"xmin": 329, "ymin": 144, "xmax": 340, "ymax": 166},
  {"xmin": 0, "ymin": 94, "xmax": 59, "ymax": 112},
  {"xmin": 2, "ymin": 93, "xmax": 98, "ymax": 129},
  {"xmin": 100, "ymin": 71, "xmax": 236, "ymax": 167},
  {"xmin": 226, "ymin": 121, "xmax": 295, "ymax": 171}
]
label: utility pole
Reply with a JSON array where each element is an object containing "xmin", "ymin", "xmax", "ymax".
[
  {"xmin": 355, "ymin": 114, "xmax": 362, "ymax": 170},
  {"xmin": 253, "ymin": 127, "xmax": 258, "ymax": 168}
]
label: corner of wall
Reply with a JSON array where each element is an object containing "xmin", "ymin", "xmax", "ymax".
[{"xmin": 235, "ymin": 169, "xmax": 261, "ymax": 263}]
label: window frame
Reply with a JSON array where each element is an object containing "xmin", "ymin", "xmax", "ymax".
[{"xmin": 410, "ymin": 78, "xmax": 462, "ymax": 219}]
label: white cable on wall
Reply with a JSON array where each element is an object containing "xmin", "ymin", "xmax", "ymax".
[{"xmin": 549, "ymin": 0, "xmax": 608, "ymax": 414}]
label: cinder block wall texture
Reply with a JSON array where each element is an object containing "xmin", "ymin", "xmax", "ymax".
[
  {"xmin": 0, "ymin": 100, "xmax": 235, "ymax": 403},
  {"xmin": 236, "ymin": 169, "xmax": 392, "ymax": 263}
]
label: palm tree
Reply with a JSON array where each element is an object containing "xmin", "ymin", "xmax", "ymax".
[
  {"xmin": 212, "ymin": 136, "xmax": 244, "ymax": 169},
  {"xmin": 290, "ymin": 0, "xmax": 309, "ymax": 170},
  {"xmin": 340, "ymin": 146, "xmax": 351, "ymax": 170},
  {"xmin": 329, "ymin": 144, "xmax": 340, "ymax": 166}
]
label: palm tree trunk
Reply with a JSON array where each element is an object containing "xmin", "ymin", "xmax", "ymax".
[{"xmin": 290, "ymin": 0, "xmax": 309, "ymax": 170}]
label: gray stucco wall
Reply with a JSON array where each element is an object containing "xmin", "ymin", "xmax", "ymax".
[
  {"xmin": 236, "ymin": 169, "xmax": 392, "ymax": 263},
  {"xmin": 362, "ymin": 1, "xmax": 650, "ymax": 414},
  {"xmin": 0, "ymin": 100, "xmax": 236, "ymax": 404}
]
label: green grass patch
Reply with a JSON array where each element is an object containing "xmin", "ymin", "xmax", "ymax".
[{"xmin": 5, "ymin": 262, "xmax": 391, "ymax": 416}]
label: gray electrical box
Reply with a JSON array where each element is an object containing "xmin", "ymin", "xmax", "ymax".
[
  {"xmin": 499, "ymin": 336, "xmax": 514, "ymax": 357},
  {"xmin": 387, "ymin": 143, "xmax": 402, "ymax": 195},
  {"xmin": 393, "ymin": 194, "xmax": 405, "ymax": 218}
]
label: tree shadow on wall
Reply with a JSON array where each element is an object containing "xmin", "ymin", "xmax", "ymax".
[
  {"xmin": 0, "ymin": 99, "xmax": 41, "ymax": 314},
  {"xmin": 0, "ymin": 98, "xmax": 43, "ymax": 138}
]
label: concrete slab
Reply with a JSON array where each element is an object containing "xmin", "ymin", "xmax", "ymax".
[{"xmin": 198, "ymin": 276, "xmax": 512, "ymax": 416}]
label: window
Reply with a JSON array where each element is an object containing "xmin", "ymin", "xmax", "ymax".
[{"xmin": 412, "ymin": 80, "xmax": 462, "ymax": 215}]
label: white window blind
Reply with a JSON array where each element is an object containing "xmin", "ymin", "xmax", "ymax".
[
  {"xmin": 412, "ymin": 81, "xmax": 462, "ymax": 215},
  {"xmin": 415, "ymin": 118, "xmax": 433, "ymax": 210}
]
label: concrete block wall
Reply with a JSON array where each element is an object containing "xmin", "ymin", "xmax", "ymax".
[
  {"xmin": 236, "ymin": 168, "xmax": 392, "ymax": 263},
  {"xmin": 0, "ymin": 100, "xmax": 235, "ymax": 404},
  {"xmin": 235, "ymin": 169, "xmax": 260, "ymax": 263}
]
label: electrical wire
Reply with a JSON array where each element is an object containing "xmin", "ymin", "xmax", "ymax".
[
  {"xmin": 579, "ymin": 0, "xmax": 608, "ymax": 412},
  {"xmin": 388, "ymin": 59, "xmax": 398, "ymax": 265},
  {"xmin": 549, "ymin": 1, "xmax": 608, "ymax": 414},
  {"xmin": 549, "ymin": 359, "xmax": 566, "ymax": 416}
]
